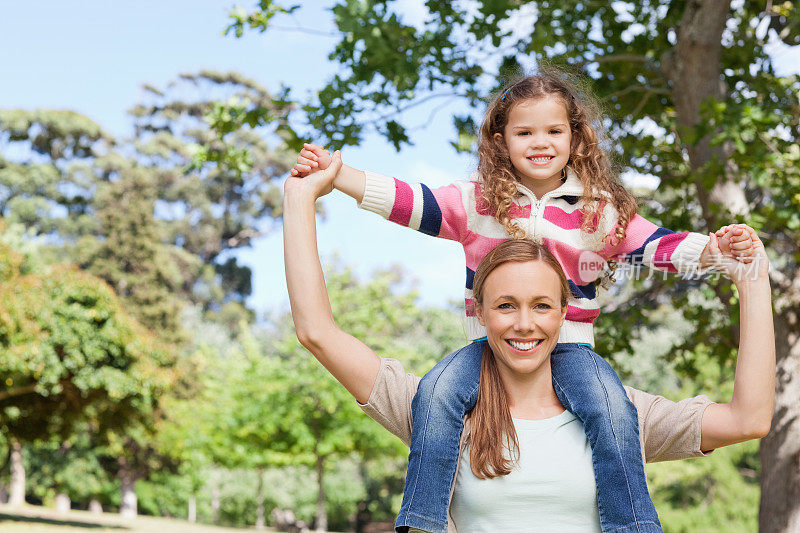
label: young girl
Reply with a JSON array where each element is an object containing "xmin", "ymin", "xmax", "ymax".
[{"xmin": 291, "ymin": 73, "xmax": 755, "ymax": 533}]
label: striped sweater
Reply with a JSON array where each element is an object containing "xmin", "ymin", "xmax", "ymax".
[{"xmin": 358, "ymin": 169, "xmax": 710, "ymax": 345}]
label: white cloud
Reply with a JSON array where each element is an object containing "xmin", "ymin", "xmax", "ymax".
[
  {"xmin": 394, "ymin": 0, "xmax": 429, "ymax": 30},
  {"xmin": 768, "ymin": 40, "xmax": 800, "ymax": 76}
]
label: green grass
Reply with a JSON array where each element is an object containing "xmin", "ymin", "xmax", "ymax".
[{"xmin": 0, "ymin": 504, "xmax": 273, "ymax": 533}]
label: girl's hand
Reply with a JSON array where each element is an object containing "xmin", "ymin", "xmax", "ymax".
[
  {"xmin": 706, "ymin": 227, "xmax": 768, "ymax": 286},
  {"xmin": 290, "ymin": 143, "xmax": 333, "ymax": 177},
  {"xmin": 715, "ymin": 224, "xmax": 757, "ymax": 264},
  {"xmin": 284, "ymin": 150, "xmax": 342, "ymax": 200}
]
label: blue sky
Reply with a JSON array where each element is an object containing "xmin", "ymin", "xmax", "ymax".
[
  {"xmin": 0, "ymin": 0, "xmax": 471, "ymax": 315},
  {"xmin": 2, "ymin": 1, "xmax": 798, "ymax": 317}
]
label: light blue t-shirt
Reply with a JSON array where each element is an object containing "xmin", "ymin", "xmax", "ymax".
[{"xmin": 450, "ymin": 410, "xmax": 602, "ymax": 532}]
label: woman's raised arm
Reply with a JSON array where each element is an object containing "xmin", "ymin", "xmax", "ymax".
[
  {"xmin": 700, "ymin": 228, "xmax": 775, "ymax": 451},
  {"xmin": 283, "ymin": 151, "xmax": 381, "ymax": 404}
]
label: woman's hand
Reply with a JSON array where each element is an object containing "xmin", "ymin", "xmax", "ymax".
[{"xmin": 284, "ymin": 150, "xmax": 342, "ymax": 201}]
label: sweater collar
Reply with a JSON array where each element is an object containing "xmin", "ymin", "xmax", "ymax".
[{"xmin": 515, "ymin": 168, "xmax": 585, "ymax": 200}]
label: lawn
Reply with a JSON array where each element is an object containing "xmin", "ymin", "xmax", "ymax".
[{"xmin": 0, "ymin": 504, "xmax": 273, "ymax": 533}]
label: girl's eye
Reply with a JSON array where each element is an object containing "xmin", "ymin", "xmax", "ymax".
[
  {"xmin": 549, "ymin": 129, "xmax": 562, "ymax": 135},
  {"xmin": 517, "ymin": 131, "xmax": 530, "ymax": 136}
]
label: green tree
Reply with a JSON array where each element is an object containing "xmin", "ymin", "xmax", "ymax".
[
  {"xmin": 129, "ymin": 70, "xmax": 295, "ymax": 308},
  {"xmin": 0, "ymin": 110, "xmax": 111, "ymax": 238},
  {"xmin": 192, "ymin": 264, "xmax": 462, "ymax": 531},
  {"xmin": 0, "ymin": 234, "xmax": 169, "ymax": 442},
  {"xmin": 26, "ymin": 427, "xmax": 117, "ymax": 510},
  {"xmin": 78, "ymin": 169, "xmax": 188, "ymax": 344},
  {"xmin": 1, "ymin": 70, "xmax": 295, "ymax": 311},
  {"xmin": 228, "ymin": 2, "xmax": 800, "ymax": 529},
  {"xmin": 0, "ymin": 229, "xmax": 172, "ymax": 506}
]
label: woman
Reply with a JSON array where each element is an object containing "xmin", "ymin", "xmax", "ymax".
[{"xmin": 283, "ymin": 153, "xmax": 774, "ymax": 533}]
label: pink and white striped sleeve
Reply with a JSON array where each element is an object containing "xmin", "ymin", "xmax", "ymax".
[
  {"xmin": 604, "ymin": 214, "xmax": 710, "ymax": 274},
  {"xmin": 358, "ymin": 170, "xmax": 470, "ymax": 243}
]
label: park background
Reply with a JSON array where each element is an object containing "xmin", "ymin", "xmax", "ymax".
[{"xmin": 1, "ymin": 1, "xmax": 798, "ymax": 532}]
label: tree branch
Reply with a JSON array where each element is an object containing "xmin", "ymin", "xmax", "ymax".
[
  {"xmin": 0, "ymin": 379, "xmax": 74, "ymax": 402},
  {"xmin": 0, "ymin": 384, "xmax": 38, "ymax": 402},
  {"xmin": 575, "ymin": 54, "xmax": 664, "ymax": 73},
  {"xmin": 268, "ymin": 24, "xmax": 337, "ymax": 37},
  {"xmin": 602, "ymin": 85, "xmax": 671, "ymax": 101},
  {"xmin": 370, "ymin": 91, "xmax": 467, "ymax": 123}
]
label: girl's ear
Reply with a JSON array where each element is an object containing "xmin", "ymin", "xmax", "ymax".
[{"xmin": 493, "ymin": 132, "xmax": 503, "ymax": 142}]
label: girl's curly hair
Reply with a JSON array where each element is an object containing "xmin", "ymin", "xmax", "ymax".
[{"xmin": 477, "ymin": 69, "xmax": 637, "ymax": 243}]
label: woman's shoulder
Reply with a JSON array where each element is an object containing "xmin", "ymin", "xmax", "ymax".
[{"xmin": 358, "ymin": 357, "xmax": 421, "ymax": 446}]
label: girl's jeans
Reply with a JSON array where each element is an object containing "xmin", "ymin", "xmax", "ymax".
[{"xmin": 395, "ymin": 341, "xmax": 662, "ymax": 533}]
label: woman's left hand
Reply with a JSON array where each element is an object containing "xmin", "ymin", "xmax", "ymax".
[{"xmin": 284, "ymin": 150, "xmax": 342, "ymax": 200}]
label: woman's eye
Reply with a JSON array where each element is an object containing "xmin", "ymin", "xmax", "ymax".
[
  {"xmin": 498, "ymin": 303, "xmax": 514, "ymax": 309},
  {"xmin": 535, "ymin": 303, "xmax": 552, "ymax": 310}
]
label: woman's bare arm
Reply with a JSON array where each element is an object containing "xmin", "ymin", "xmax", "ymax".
[
  {"xmin": 699, "ymin": 228, "xmax": 775, "ymax": 451},
  {"xmin": 284, "ymin": 152, "xmax": 380, "ymax": 403}
]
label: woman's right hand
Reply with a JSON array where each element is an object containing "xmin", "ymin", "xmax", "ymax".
[{"xmin": 284, "ymin": 150, "xmax": 342, "ymax": 201}]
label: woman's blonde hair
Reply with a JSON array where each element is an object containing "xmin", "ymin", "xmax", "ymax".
[
  {"xmin": 477, "ymin": 69, "xmax": 637, "ymax": 244},
  {"xmin": 468, "ymin": 239, "xmax": 571, "ymax": 479}
]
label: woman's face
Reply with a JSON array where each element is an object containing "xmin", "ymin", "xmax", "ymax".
[{"xmin": 476, "ymin": 260, "xmax": 566, "ymax": 380}]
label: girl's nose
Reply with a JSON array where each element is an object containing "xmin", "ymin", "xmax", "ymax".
[{"xmin": 530, "ymin": 134, "xmax": 548, "ymax": 147}]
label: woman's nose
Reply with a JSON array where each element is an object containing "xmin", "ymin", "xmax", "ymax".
[{"xmin": 514, "ymin": 309, "xmax": 536, "ymax": 332}]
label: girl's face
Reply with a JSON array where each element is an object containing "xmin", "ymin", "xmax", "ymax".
[
  {"xmin": 476, "ymin": 260, "xmax": 566, "ymax": 381},
  {"xmin": 497, "ymin": 95, "xmax": 572, "ymax": 198}
]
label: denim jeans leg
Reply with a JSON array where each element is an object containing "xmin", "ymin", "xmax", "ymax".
[
  {"xmin": 395, "ymin": 341, "xmax": 485, "ymax": 533},
  {"xmin": 551, "ymin": 343, "xmax": 662, "ymax": 533}
]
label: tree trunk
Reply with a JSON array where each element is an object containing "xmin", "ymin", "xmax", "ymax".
[
  {"xmin": 118, "ymin": 460, "xmax": 137, "ymax": 519},
  {"xmin": 315, "ymin": 455, "xmax": 327, "ymax": 533},
  {"xmin": 187, "ymin": 495, "xmax": 197, "ymax": 523},
  {"xmin": 255, "ymin": 467, "xmax": 265, "ymax": 530},
  {"xmin": 667, "ymin": 3, "xmax": 797, "ymax": 531},
  {"xmin": 89, "ymin": 499, "xmax": 103, "ymax": 514},
  {"xmin": 759, "ymin": 308, "xmax": 800, "ymax": 532},
  {"xmin": 8, "ymin": 438, "xmax": 25, "ymax": 506},
  {"xmin": 0, "ymin": 483, "xmax": 8, "ymax": 504},
  {"xmin": 55, "ymin": 492, "xmax": 71, "ymax": 514},
  {"xmin": 211, "ymin": 484, "xmax": 221, "ymax": 524},
  {"xmin": 354, "ymin": 460, "xmax": 370, "ymax": 533},
  {"xmin": 667, "ymin": 0, "xmax": 749, "ymax": 223}
]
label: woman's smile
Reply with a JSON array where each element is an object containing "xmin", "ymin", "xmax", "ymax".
[{"xmin": 506, "ymin": 338, "xmax": 544, "ymax": 353}]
